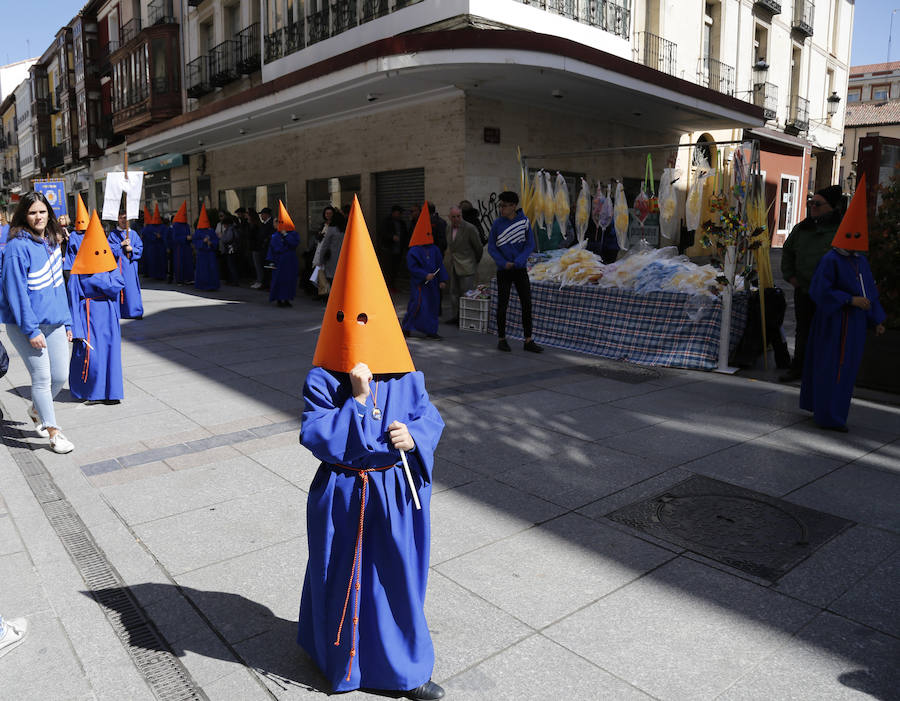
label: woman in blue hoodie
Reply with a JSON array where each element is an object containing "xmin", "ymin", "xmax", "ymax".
[{"xmin": 0, "ymin": 192, "xmax": 74, "ymax": 453}]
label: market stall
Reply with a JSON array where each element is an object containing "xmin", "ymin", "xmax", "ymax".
[{"xmin": 488, "ymin": 278, "xmax": 748, "ymax": 371}]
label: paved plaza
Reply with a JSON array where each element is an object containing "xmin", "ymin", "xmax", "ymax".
[{"xmin": 0, "ymin": 280, "xmax": 898, "ymax": 700}]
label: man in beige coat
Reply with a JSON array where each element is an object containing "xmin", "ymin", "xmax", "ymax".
[{"xmin": 444, "ymin": 206, "xmax": 484, "ymax": 324}]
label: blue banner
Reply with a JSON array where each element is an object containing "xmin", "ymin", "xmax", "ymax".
[{"xmin": 33, "ymin": 180, "xmax": 68, "ymax": 219}]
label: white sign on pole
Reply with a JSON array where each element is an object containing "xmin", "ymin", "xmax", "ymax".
[{"xmin": 102, "ymin": 171, "xmax": 145, "ymax": 220}]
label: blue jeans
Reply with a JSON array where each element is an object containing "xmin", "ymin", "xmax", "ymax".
[{"xmin": 5, "ymin": 323, "xmax": 70, "ymax": 430}]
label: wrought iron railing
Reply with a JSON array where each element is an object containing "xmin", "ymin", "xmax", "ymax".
[
  {"xmin": 753, "ymin": 0, "xmax": 781, "ymax": 14},
  {"xmin": 332, "ymin": 2, "xmax": 358, "ymax": 35},
  {"xmin": 793, "ymin": 0, "xmax": 814, "ymax": 36},
  {"xmin": 307, "ymin": 10, "xmax": 329, "ymax": 45},
  {"xmin": 285, "ymin": 21, "xmax": 305, "ymax": 56},
  {"xmin": 148, "ymin": 0, "xmax": 175, "ymax": 25},
  {"xmin": 186, "ymin": 56, "xmax": 211, "ymax": 98},
  {"xmin": 700, "ymin": 56, "xmax": 735, "ymax": 96},
  {"xmin": 635, "ymin": 31, "xmax": 677, "ymax": 77},
  {"xmin": 753, "ymin": 82, "xmax": 778, "ymax": 120},
  {"xmin": 361, "ymin": 0, "xmax": 389, "ymax": 23},
  {"xmin": 787, "ymin": 94, "xmax": 809, "ymax": 131},
  {"xmin": 209, "ymin": 40, "xmax": 239, "ymax": 87},
  {"xmin": 120, "ymin": 18, "xmax": 142, "ymax": 46},
  {"xmin": 236, "ymin": 23, "xmax": 261, "ymax": 73},
  {"xmin": 264, "ymin": 28, "xmax": 284, "ymax": 63}
]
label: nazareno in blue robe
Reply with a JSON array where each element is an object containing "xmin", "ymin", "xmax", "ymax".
[
  {"xmin": 68, "ymin": 268, "xmax": 126, "ymax": 401},
  {"xmin": 170, "ymin": 222, "xmax": 194, "ymax": 284},
  {"xmin": 142, "ymin": 223, "xmax": 168, "ymax": 280},
  {"xmin": 298, "ymin": 367, "xmax": 444, "ymax": 693},
  {"xmin": 63, "ymin": 230, "xmax": 84, "ymax": 274},
  {"xmin": 267, "ymin": 230, "xmax": 300, "ymax": 302},
  {"xmin": 402, "ymin": 244, "xmax": 448, "ymax": 336},
  {"xmin": 192, "ymin": 227, "xmax": 220, "ymax": 291},
  {"xmin": 108, "ymin": 227, "xmax": 144, "ymax": 319},
  {"xmin": 800, "ymin": 249, "xmax": 886, "ymax": 429}
]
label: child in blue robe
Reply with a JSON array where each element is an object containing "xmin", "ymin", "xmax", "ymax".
[
  {"xmin": 402, "ymin": 202, "xmax": 447, "ymax": 339},
  {"xmin": 68, "ymin": 210, "xmax": 126, "ymax": 402},
  {"xmin": 799, "ymin": 180, "xmax": 886, "ymax": 431},
  {"xmin": 268, "ymin": 201, "xmax": 300, "ymax": 306},
  {"xmin": 192, "ymin": 205, "xmax": 220, "ymax": 291},
  {"xmin": 297, "ymin": 196, "xmax": 446, "ymax": 701},
  {"xmin": 108, "ymin": 213, "xmax": 144, "ymax": 318}
]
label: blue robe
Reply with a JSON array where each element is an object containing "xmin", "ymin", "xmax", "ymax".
[
  {"xmin": 108, "ymin": 227, "xmax": 144, "ymax": 319},
  {"xmin": 402, "ymin": 244, "xmax": 448, "ymax": 335},
  {"xmin": 267, "ymin": 230, "xmax": 300, "ymax": 301},
  {"xmin": 298, "ymin": 368, "xmax": 444, "ymax": 693},
  {"xmin": 193, "ymin": 227, "xmax": 220, "ymax": 291},
  {"xmin": 63, "ymin": 230, "xmax": 84, "ymax": 273},
  {"xmin": 170, "ymin": 223, "xmax": 194, "ymax": 284},
  {"xmin": 68, "ymin": 269, "xmax": 126, "ymax": 401},
  {"xmin": 800, "ymin": 250, "xmax": 886, "ymax": 428},
  {"xmin": 142, "ymin": 223, "xmax": 168, "ymax": 280}
]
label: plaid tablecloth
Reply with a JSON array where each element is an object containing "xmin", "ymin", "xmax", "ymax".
[{"xmin": 488, "ymin": 279, "xmax": 749, "ymax": 370}]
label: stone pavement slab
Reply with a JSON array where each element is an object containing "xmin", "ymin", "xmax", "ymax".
[{"xmin": 544, "ymin": 557, "xmax": 819, "ymax": 701}]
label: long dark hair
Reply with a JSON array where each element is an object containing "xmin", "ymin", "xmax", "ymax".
[{"xmin": 10, "ymin": 191, "xmax": 65, "ymax": 246}]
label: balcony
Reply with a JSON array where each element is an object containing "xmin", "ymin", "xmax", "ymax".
[
  {"xmin": 634, "ymin": 32, "xmax": 677, "ymax": 77},
  {"xmin": 361, "ymin": 0, "xmax": 389, "ymax": 23},
  {"xmin": 148, "ymin": 0, "xmax": 175, "ymax": 25},
  {"xmin": 786, "ymin": 94, "xmax": 809, "ymax": 133},
  {"xmin": 186, "ymin": 56, "xmax": 211, "ymax": 98},
  {"xmin": 753, "ymin": 0, "xmax": 781, "ymax": 14},
  {"xmin": 700, "ymin": 57, "xmax": 735, "ymax": 96},
  {"xmin": 236, "ymin": 23, "xmax": 261, "ymax": 74},
  {"xmin": 209, "ymin": 40, "xmax": 239, "ymax": 87},
  {"xmin": 753, "ymin": 82, "xmax": 778, "ymax": 121},
  {"xmin": 285, "ymin": 21, "xmax": 305, "ymax": 56},
  {"xmin": 264, "ymin": 28, "xmax": 284, "ymax": 63},
  {"xmin": 332, "ymin": 2, "xmax": 358, "ymax": 35},
  {"xmin": 515, "ymin": 0, "xmax": 631, "ymax": 39},
  {"xmin": 120, "ymin": 18, "xmax": 142, "ymax": 46},
  {"xmin": 792, "ymin": 0, "xmax": 814, "ymax": 37},
  {"xmin": 307, "ymin": 10, "xmax": 329, "ymax": 46},
  {"xmin": 45, "ymin": 144, "xmax": 66, "ymax": 168}
]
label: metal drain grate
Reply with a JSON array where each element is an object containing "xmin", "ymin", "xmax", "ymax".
[
  {"xmin": 1, "ymin": 412, "xmax": 206, "ymax": 701},
  {"xmin": 607, "ymin": 475, "xmax": 854, "ymax": 581}
]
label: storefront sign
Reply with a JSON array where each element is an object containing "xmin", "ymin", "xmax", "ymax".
[{"xmin": 131, "ymin": 153, "xmax": 184, "ymax": 173}]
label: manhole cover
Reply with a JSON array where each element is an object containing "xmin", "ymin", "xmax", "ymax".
[{"xmin": 608, "ymin": 476, "xmax": 853, "ymax": 581}]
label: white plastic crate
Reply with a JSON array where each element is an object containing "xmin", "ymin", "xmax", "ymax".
[{"xmin": 459, "ymin": 297, "xmax": 489, "ymax": 333}]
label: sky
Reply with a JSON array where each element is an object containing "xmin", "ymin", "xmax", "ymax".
[{"xmin": 1, "ymin": 1, "xmax": 899, "ymax": 68}]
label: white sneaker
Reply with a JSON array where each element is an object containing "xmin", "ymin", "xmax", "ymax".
[
  {"xmin": 0, "ymin": 617, "xmax": 28, "ymax": 658},
  {"xmin": 49, "ymin": 432, "xmax": 74, "ymax": 454},
  {"xmin": 27, "ymin": 406, "xmax": 49, "ymax": 438}
]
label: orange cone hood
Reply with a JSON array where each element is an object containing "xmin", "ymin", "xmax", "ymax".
[
  {"xmin": 196, "ymin": 203, "xmax": 211, "ymax": 230},
  {"xmin": 831, "ymin": 176, "xmax": 869, "ymax": 252},
  {"xmin": 74, "ymin": 193, "xmax": 89, "ymax": 231},
  {"xmin": 408, "ymin": 201, "xmax": 434, "ymax": 247},
  {"xmin": 172, "ymin": 202, "xmax": 188, "ymax": 224},
  {"xmin": 312, "ymin": 195, "xmax": 415, "ymax": 374},
  {"xmin": 143, "ymin": 206, "xmax": 152, "ymax": 225},
  {"xmin": 277, "ymin": 200, "xmax": 295, "ymax": 232},
  {"xmin": 153, "ymin": 203, "xmax": 162, "ymax": 225},
  {"xmin": 70, "ymin": 210, "xmax": 117, "ymax": 275}
]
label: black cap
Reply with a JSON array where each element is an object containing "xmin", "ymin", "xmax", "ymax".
[
  {"xmin": 815, "ymin": 185, "xmax": 843, "ymax": 210},
  {"xmin": 260, "ymin": 207, "xmax": 272, "ymax": 215}
]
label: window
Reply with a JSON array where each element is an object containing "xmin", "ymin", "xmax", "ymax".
[
  {"xmin": 306, "ymin": 175, "xmax": 361, "ymax": 233},
  {"xmin": 218, "ymin": 183, "xmax": 288, "ymax": 215},
  {"xmin": 847, "ymin": 88, "xmax": 860, "ymax": 102},
  {"xmin": 872, "ymin": 84, "xmax": 890, "ymax": 101}
]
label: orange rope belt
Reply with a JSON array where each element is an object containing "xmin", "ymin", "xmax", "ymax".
[
  {"xmin": 81, "ymin": 299, "xmax": 91, "ymax": 382},
  {"xmin": 332, "ymin": 462, "xmax": 396, "ymax": 682}
]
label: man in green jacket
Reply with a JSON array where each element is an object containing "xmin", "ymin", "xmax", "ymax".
[{"xmin": 780, "ymin": 185, "xmax": 844, "ymax": 382}]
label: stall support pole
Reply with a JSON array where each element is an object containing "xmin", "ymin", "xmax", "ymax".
[{"xmin": 715, "ymin": 244, "xmax": 740, "ymax": 374}]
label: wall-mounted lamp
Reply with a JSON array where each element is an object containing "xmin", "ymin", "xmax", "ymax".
[
  {"xmin": 239, "ymin": 128, "xmax": 246, "ymax": 135},
  {"xmin": 290, "ymin": 113, "xmax": 300, "ymax": 122},
  {"xmin": 826, "ymin": 91, "xmax": 841, "ymax": 118},
  {"xmin": 551, "ymin": 89, "xmax": 564, "ymax": 99},
  {"xmin": 366, "ymin": 92, "xmax": 379, "ymax": 102}
]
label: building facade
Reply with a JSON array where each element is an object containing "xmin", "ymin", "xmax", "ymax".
[{"xmin": 2, "ymin": 0, "xmax": 855, "ymax": 248}]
